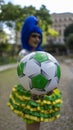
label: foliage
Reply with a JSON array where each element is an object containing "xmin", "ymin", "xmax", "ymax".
[
  {"xmin": 0, "ymin": 1, "xmax": 55, "ymax": 63},
  {"xmin": 0, "ymin": 2, "xmax": 21, "ymax": 21},
  {"xmin": 47, "ymin": 27, "xmax": 59, "ymax": 37},
  {"xmin": 15, "ymin": 5, "xmax": 36, "ymax": 31},
  {"xmin": 64, "ymin": 23, "xmax": 73, "ymax": 51},
  {"xmin": 0, "ymin": 30, "xmax": 8, "ymax": 43},
  {"xmin": 64, "ymin": 23, "xmax": 73, "ymax": 41},
  {"xmin": 66, "ymin": 33, "xmax": 73, "ymax": 49},
  {"xmin": 35, "ymin": 5, "xmax": 52, "ymax": 32},
  {"xmin": 0, "ymin": 3, "xmax": 52, "ymax": 32}
]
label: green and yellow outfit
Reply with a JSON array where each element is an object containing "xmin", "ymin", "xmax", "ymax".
[{"xmin": 8, "ymin": 84, "xmax": 62, "ymax": 124}]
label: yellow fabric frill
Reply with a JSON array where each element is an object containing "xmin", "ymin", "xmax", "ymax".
[{"xmin": 8, "ymin": 84, "xmax": 62, "ymax": 124}]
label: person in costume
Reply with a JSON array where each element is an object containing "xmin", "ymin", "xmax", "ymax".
[
  {"xmin": 18, "ymin": 15, "xmax": 43, "ymax": 61},
  {"xmin": 8, "ymin": 16, "xmax": 62, "ymax": 130},
  {"xmin": 21, "ymin": 15, "xmax": 42, "ymax": 51}
]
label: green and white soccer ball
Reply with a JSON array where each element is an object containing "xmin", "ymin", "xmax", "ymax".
[{"xmin": 17, "ymin": 51, "xmax": 61, "ymax": 95}]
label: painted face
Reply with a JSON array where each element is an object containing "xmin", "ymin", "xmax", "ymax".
[{"xmin": 28, "ymin": 33, "xmax": 41, "ymax": 48}]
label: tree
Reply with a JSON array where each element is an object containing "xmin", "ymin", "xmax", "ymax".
[
  {"xmin": 0, "ymin": 30, "xmax": 8, "ymax": 43},
  {"xmin": 0, "ymin": 3, "xmax": 53, "ymax": 47},
  {"xmin": 35, "ymin": 5, "xmax": 52, "ymax": 32},
  {"xmin": 64, "ymin": 23, "xmax": 73, "ymax": 42},
  {"xmin": 0, "ymin": 2, "xmax": 21, "ymax": 21},
  {"xmin": 66, "ymin": 33, "xmax": 73, "ymax": 49},
  {"xmin": 35, "ymin": 5, "xmax": 52, "ymax": 45},
  {"xmin": 64, "ymin": 23, "xmax": 73, "ymax": 54},
  {"xmin": 0, "ymin": 0, "xmax": 5, "ymax": 11}
]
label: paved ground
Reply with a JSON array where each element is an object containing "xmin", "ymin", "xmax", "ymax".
[
  {"xmin": 0, "ymin": 60, "xmax": 73, "ymax": 130},
  {"xmin": 0, "ymin": 64, "xmax": 17, "ymax": 72}
]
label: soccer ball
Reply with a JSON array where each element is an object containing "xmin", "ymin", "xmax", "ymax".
[{"xmin": 17, "ymin": 51, "xmax": 61, "ymax": 95}]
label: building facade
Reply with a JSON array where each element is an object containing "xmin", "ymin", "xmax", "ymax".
[
  {"xmin": 50, "ymin": 13, "xmax": 73, "ymax": 44},
  {"xmin": 15, "ymin": 13, "xmax": 73, "ymax": 46}
]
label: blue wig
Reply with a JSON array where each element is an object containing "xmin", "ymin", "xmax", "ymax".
[{"xmin": 21, "ymin": 16, "xmax": 42, "ymax": 51}]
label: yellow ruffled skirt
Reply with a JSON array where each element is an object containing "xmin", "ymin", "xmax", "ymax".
[{"xmin": 8, "ymin": 84, "xmax": 62, "ymax": 124}]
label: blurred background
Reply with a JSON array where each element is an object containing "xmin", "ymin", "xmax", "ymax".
[
  {"xmin": 0, "ymin": 1, "xmax": 73, "ymax": 130},
  {"xmin": 0, "ymin": 0, "xmax": 73, "ymax": 65}
]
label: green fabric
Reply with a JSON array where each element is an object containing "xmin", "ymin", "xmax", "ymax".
[{"xmin": 8, "ymin": 84, "xmax": 62, "ymax": 124}]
